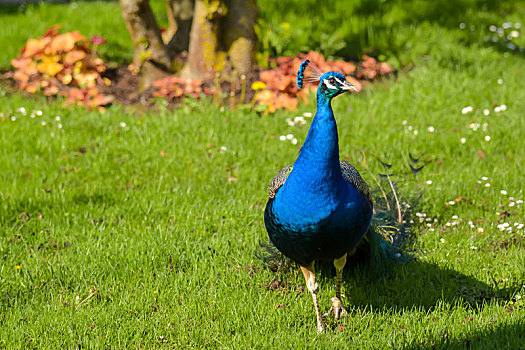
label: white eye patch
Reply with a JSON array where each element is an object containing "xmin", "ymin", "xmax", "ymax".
[{"xmin": 323, "ymin": 76, "xmax": 345, "ymax": 90}]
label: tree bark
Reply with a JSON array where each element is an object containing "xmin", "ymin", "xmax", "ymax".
[
  {"xmin": 184, "ymin": 0, "xmax": 257, "ymax": 80},
  {"xmin": 120, "ymin": 0, "xmax": 171, "ymax": 88},
  {"xmin": 220, "ymin": 0, "xmax": 258, "ymax": 76},
  {"xmin": 165, "ymin": 0, "xmax": 195, "ymax": 55}
]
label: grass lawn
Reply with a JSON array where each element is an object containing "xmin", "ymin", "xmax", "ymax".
[{"xmin": 1, "ymin": 0, "xmax": 525, "ymax": 348}]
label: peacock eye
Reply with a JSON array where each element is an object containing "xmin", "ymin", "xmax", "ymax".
[{"xmin": 329, "ymin": 77, "xmax": 336, "ymax": 85}]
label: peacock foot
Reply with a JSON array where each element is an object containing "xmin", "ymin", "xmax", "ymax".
[{"xmin": 323, "ymin": 297, "xmax": 347, "ymax": 320}]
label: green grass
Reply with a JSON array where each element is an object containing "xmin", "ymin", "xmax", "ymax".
[{"xmin": 1, "ymin": 0, "xmax": 525, "ymax": 348}]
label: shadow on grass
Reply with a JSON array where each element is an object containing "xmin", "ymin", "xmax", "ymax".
[
  {"xmin": 342, "ymin": 259, "xmax": 517, "ymax": 311},
  {"xmin": 405, "ymin": 319, "xmax": 525, "ymax": 349},
  {"xmin": 332, "ymin": 259, "xmax": 523, "ymax": 348}
]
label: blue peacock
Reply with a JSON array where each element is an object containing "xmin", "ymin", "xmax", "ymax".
[{"xmin": 264, "ymin": 60, "xmax": 378, "ymax": 332}]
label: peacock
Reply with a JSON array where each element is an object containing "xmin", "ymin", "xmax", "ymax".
[{"xmin": 264, "ymin": 60, "xmax": 375, "ymax": 332}]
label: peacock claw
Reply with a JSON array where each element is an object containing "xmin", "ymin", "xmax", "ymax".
[{"xmin": 324, "ymin": 297, "xmax": 347, "ymax": 320}]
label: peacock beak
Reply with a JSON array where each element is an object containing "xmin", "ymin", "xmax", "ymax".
[{"xmin": 341, "ymin": 81, "xmax": 357, "ymax": 92}]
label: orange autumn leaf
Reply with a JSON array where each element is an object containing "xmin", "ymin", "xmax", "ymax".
[
  {"xmin": 25, "ymin": 82, "xmax": 39, "ymax": 94},
  {"xmin": 47, "ymin": 32, "xmax": 86, "ymax": 54},
  {"xmin": 22, "ymin": 37, "xmax": 51, "ymax": 58},
  {"xmin": 63, "ymin": 50, "xmax": 86, "ymax": 65},
  {"xmin": 11, "ymin": 57, "xmax": 38, "ymax": 75},
  {"xmin": 43, "ymin": 85, "xmax": 59, "ymax": 96},
  {"xmin": 13, "ymin": 70, "xmax": 30, "ymax": 83}
]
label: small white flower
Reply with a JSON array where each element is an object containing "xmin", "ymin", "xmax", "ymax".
[
  {"xmin": 497, "ymin": 79, "xmax": 503, "ymax": 85},
  {"xmin": 286, "ymin": 134, "xmax": 294, "ymax": 140},
  {"xmin": 11, "ymin": 116, "xmax": 16, "ymax": 121},
  {"xmin": 219, "ymin": 146, "xmax": 227, "ymax": 153},
  {"xmin": 440, "ymin": 238, "xmax": 445, "ymax": 243},
  {"xmin": 503, "ymin": 22, "xmax": 513, "ymax": 29},
  {"xmin": 460, "ymin": 137, "xmax": 467, "ymax": 144},
  {"xmin": 500, "ymin": 104, "xmax": 507, "ymax": 111},
  {"xmin": 510, "ymin": 30, "xmax": 520, "ymax": 38},
  {"xmin": 485, "ymin": 135, "xmax": 491, "ymax": 142},
  {"xmin": 427, "ymin": 126, "xmax": 435, "ymax": 133},
  {"xmin": 489, "ymin": 25, "xmax": 497, "ymax": 32},
  {"xmin": 279, "ymin": 135, "xmax": 286, "ymax": 141},
  {"xmin": 477, "ymin": 227, "xmax": 484, "ymax": 233},
  {"xmin": 76, "ymin": 296, "xmax": 80, "ymax": 300},
  {"xmin": 501, "ymin": 190, "xmax": 507, "ymax": 195},
  {"xmin": 485, "ymin": 183, "xmax": 491, "ymax": 187},
  {"xmin": 35, "ymin": 110, "xmax": 43, "ymax": 116},
  {"xmin": 286, "ymin": 118, "xmax": 295, "ymax": 126},
  {"xmin": 291, "ymin": 138, "xmax": 298, "ymax": 145},
  {"xmin": 55, "ymin": 116, "xmax": 61, "ymax": 121},
  {"xmin": 516, "ymin": 200, "xmax": 523, "ymax": 204},
  {"xmin": 481, "ymin": 176, "xmax": 488, "ymax": 181},
  {"xmin": 120, "ymin": 122, "xmax": 127, "ymax": 128},
  {"xmin": 482, "ymin": 123, "xmax": 488, "ymax": 131},
  {"xmin": 448, "ymin": 201, "xmax": 455, "ymax": 205},
  {"xmin": 446, "ymin": 222, "xmax": 451, "ymax": 227},
  {"xmin": 402, "ymin": 120, "xmax": 408, "ymax": 125},
  {"xmin": 302, "ymin": 112, "xmax": 313, "ymax": 118},
  {"xmin": 494, "ymin": 106, "xmax": 501, "ymax": 112},
  {"xmin": 293, "ymin": 116, "xmax": 306, "ymax": 125},
  {"xmin": 483, "ymin": 109, "xmax": 490, "ymax": 116},
  {"xmin": 518, "ymin": 224, "xmax": 524, "ymax": 230},
  {"xmin": 16, "ymin": 107, "xmax": 26, "ymax": 115},
  {"xmin": 461, "ymin": 106, "xmax": 473, "ymax": 114},
  {"xmin": 413, "ymin": 130, "xmax": 419, "ymax": 135},
  {"xmin": 426, "ymin": 180, "xmax": 432, "ymax": 185},
  {"xmin": 41, "ymin": 121, "xmax": 46, "ymax": 126},
  {"xmin": 452, "ymin": 215, "xmax": 459, "ymax": 219},
  {"xmin": 58, "ymin": 124, "xmax": 62, "ymax": 129},
  {"xmin": 470, "ymin": 246, "xmax": 478, "ymax": 250},
  {"xmin": 30, "ymin": 113, "xmax": 35, "ymax": 118},
  {"xmin": 509, "ymin": 202, "xmax": 515, "ymax": 207},
  {"xmin": 459, "ymin": 23, "xmax": 466, "ymax": 29},
  {"xmin": 408, "ymin": 125, "xmax": 413, "ymax": 131}
]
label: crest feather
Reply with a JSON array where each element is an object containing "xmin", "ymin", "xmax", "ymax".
[{"xmin": 297, "ymin": 60, "xmax": 323, "ymax": 89}]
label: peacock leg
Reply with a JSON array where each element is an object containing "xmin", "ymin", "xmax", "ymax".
[
  {"xmin": 300, "ymin": 263, "xmax": 324, "ymax": 333},
  {"xmin": 326, "ymin": 251, "xmax": 351, "ymax": 320}
]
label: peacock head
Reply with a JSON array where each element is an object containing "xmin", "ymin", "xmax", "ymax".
[{"xmin": 297, "ymin": 59, "xmax": 357, "ymax": 100}]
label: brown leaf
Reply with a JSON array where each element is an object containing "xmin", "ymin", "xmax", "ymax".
[{"xmin": 476, "ymin": 150, "xmax": 485, "ymax": 159}]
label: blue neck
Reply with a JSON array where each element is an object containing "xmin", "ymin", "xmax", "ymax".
[
  {"xmin": 272, "ymin": 91, "xmax": 346, "ymax": 222},
  {"xmin": 294, "ymin": 93, "xmax": 341, "ymax": 180}
]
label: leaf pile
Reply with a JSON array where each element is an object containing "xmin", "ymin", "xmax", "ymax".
[
  {"xmin": 10, "ymin": 25, "xmax": 113, "ymax": 110},
  {"xmin": 254, "ymin": 51, "xmax": 395, "ymax": 113},
  {"xmin": 152, "ymin": 76, "xmax": 212, "ymax": 100}
]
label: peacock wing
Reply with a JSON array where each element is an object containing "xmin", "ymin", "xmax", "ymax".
[
  {"xmin": 339, "ymin": 161, "xmax": 373, "ymax": 205},
  {"xmin": 268, "ymin": 165, "xmax": 293, "ymax": 199}
]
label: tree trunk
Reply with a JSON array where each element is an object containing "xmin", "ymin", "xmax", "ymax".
[
  {"xmin": 184, "ymin": 0, "xmax": 257, "ymax": 80},
  {"xmin": 120, "ymin": 0, "xmax": 171, "ymax": 88},
  {"xmin": 220, "ymin": 0, "xmax": 258, "ymax": 77},
  {"xmin": 165, "ymin": 0, "xmax": 195, "ymax": 55}
]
